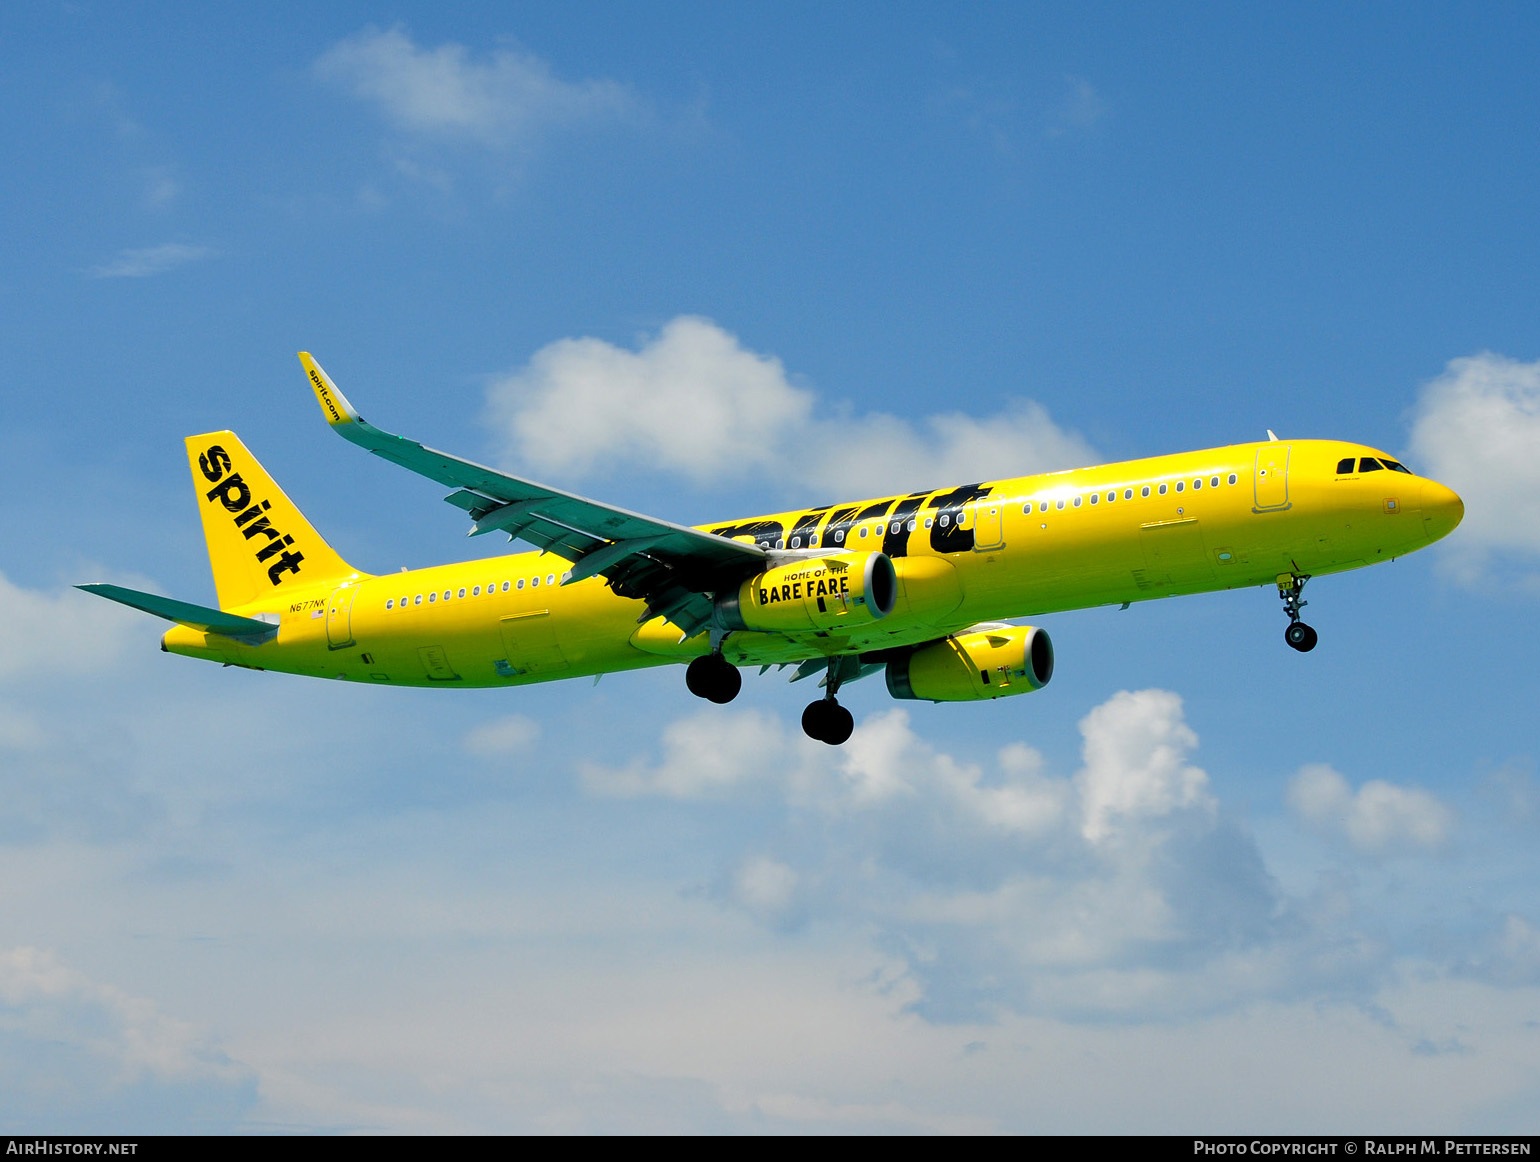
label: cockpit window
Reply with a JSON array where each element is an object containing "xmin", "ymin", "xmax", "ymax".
[
  {"xmin": 1359, "ymin": 457, "xmax": 1384, "ymax": 473},
  {"xmin": 1382, "ymin": 459, "xmax": 1413, "ymax": 474},
  {"xmin": 1336, "ymin": 457, "xmax": 1355, "ymax": 474}
]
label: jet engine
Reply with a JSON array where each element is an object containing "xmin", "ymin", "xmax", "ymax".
[
  {"xmin": 718, "ymin": 551, "xmax": 897, "ymax": 633},
  {"xmin": 886, "ymin": 625, "xmax": 1054, "ymax": 702}
]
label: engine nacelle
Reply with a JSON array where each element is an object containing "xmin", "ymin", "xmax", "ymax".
[
  {"xmin": 886, "ymin": 625, "xmax": 1054, "ymax": 702},
  {"xmin": 719, "ymin": 552, "xmax": 896, "ymax": 633}
]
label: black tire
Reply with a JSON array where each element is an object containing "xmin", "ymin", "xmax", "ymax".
[
  {"xmin": 1284, "ymin": 622, "xmax": 1318, "ymax": 652},
  {"xmin": 686, "ymin": 655, "xmax": 742, "ymax": 702},
  {"xmin": 801, "ymin": 699, "xmax": 831, "ymax": 741},
  {"xmin": 709, "ymin": 662, "xmax": 742, "ymax": 704},
  {"xmin": 822, "ymin": 703, "xmax": 854, "ymax": 746}
]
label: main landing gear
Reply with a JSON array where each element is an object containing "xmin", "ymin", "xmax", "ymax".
[
  {"xmin": 686, "ymin": 653, "xmax": 741, "ymax": 704},
  {"xmin": 801, "ymin": 658, "xmax": 854, "ymax": 746},
  {"xmin": 1278, "ymin": 573, "xmax": 1318, "ymax": 653}
]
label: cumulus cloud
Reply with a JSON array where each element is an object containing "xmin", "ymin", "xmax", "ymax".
[
  {"xmin": 485, "ymin": 316, "xmax": 1095, "ymax": 497},
  {"xmin": 1407, "ymin": 351, "xmax": 1540, "ymax": 584},
  {"xmin": 0, "ymin": 946, "xmax": 256, "ymax": 1131},
  {"xmin": 87, "ymin": 243, "xmax": 215, "ymax": 279},
  {"xmin": 463, "ymin": 713, "xmax": 541, "ymax": 757},
  {"xmin": 581, "ymin": 691, "xmax": 1320, "ymax": 1021},
  {"xmin": 1286, "ymin": 763, "xmax": 1454, "ymax": 855},
  {"xmin": 0, "ymin": 571, "xmax": 140, "ymax": 682},
  {"xmin": 315, "ymin": 25, "xmax": 637, "ymax": 149}
]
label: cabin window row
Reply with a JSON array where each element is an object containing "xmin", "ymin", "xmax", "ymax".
[
  {"xmin": 383, "ymin": 571, "xmax": 569, "ymax": 610},
  {"xmin": 765, "ymin": 512, "xmax": 967, "ymax": 550},
  {"xmin": 1021, "ymin": 473, "xmax": 1239, "ymax": 514}
]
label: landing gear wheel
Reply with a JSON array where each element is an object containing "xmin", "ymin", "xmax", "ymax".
[
  {"xmin": 686, "ymin": 654, "xmax": 742, "ymax": 703},
  {"xmin": 1284, "ymin": 622, "xmax": 1318, "ymax": 652},
  {"xmin": 802, "ymin": 699, "xmax": 854, "ymax": 745}
]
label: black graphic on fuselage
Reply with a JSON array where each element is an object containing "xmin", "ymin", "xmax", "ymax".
[
  {"xmin": 787, "ymin": 508, "xmax": 828, "ymax": 549},
  {"xmin": 707, "ymin": 518, "xmax": 785, "ymax": 548},
  {"xmin": 927, "ymin": 483, "xmax": 993, "ymax": 554},
  {"xmin": 199, "ymin": 444, "xmax": 305, "ymax": 584},
  {"xmin": 881, "ymin": 492, "xmax": 933, "ymax": 558}
]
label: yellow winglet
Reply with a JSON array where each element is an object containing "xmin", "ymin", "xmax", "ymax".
[{"xmin": 298, "ymin": 352, "xmax": 361, "ymax": 428}]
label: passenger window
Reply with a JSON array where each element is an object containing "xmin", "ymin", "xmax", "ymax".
[
  {"xmin": 790, "ymin": 536, "xmax": 801, "ymax": 548},
  {"xmin": 1360, "ymin": 457, "xmax": 1384, "ymax": 473},
  {"xmin": 531, "ymin": 576, "xmax": 539, "ymax": 588},
  {"xmin": 472, "ymin": 586, "xmax": 480, "ymax": 596},
  {"xmin": 958, "ymin": 513, "xmax": 968, "ymax": 527},
  {"xmin": 1384, "ymin": 459, "xmax": 1412, "ymax": 474},
  {"xmin": 1023, "ymin": 504, "xmax": 1032, "ymax": 515},
  {"xmin": 414, "ymin": 595, "xmax": 422, "ymax": 605},
  {"xmin": 1039, "ymin": 502, "xmax": 1048, "ymax": 513},
  {"xmin": 502, "ymin": 581, "xmax": 510, "ymax": 592},
  {"xmin": 1227, "ymin": 473, "xmax": 1237, "ymax": 485},
  {"xmin": 1141, "ymin": 486, "xmax": 1150, "ymax": 497},
  {"xmin": 1210, "ymin": 476, "xmax": 1219, "ymax": 488},
  {"xmin": 810, "ymin": 534, "xmax": 819, "ymax": 546},
  {"xmin": 1175, "ymin": 481, "xmax": 1185, "ymax": 492},
  {"xmin": 859, "ymin": 527, "xmax": 868, "ymax": 538},
  {"xmin": 776, "ymin": 539, "xmax": 786, "ymax": 549},
  {"xmin": 443, "ymin": 591, "xmax": 451, "ymax": 601},
  {"xmin": 547, "ymin": 574, "xmax": 555, "ymax": 586},
  {"xmin": 924, "ymin": 517, "xmax": 933, "ymax": 528},
  {"xmin": 939, "ymin": 514, "xmax": 950, "ymax": 527},
  {"xmin": 517, "ymin": 579, "xmax": 525, "ymax": 590},
  {"xmin": 907, "ymin": 519, "xmax": 917, "ymax": 532},
  {"xmin": 835, "ymin": 530, "xmax": 845, "ymax": 542},
  {"xmin": 1056, "ymin": 499, "xmax": 1065, "ymax": 510},
  {"xmin": 1336, "ymin": 457, "xmax": 1356, "ymax": 474},
  {"xmin": 458, "ymin": 588, "xmax": 466, "ymax": 598},
  {"xmin": 1090, "ymin": 493, "xmax": 1098, "ymax": 505},
  {"xmin": 428, "ymin": 592, "xmax": 436, "ymax": 603},
  {"xmin": 1107, "ymin": 491, "xmax": 1116, "ymax": 503},
  {"xmin": 1158, "ymin": 483, "xmax": 1168, "ymax": 495},
  {"xmin": 1073, "ymin": 496, "xmax": 1082, "ymax": 507},
  {"xmin": 1124, "ymin": 489, "xmax": 1133, "ymax": 500},
  {"xmin": 386, "ymin": 599, "xmax": 393, "ymax": 609}
]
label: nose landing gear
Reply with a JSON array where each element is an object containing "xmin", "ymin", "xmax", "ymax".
[{"xmin": 1278, "ymin": 573, "xmax": 1318, "ymax": 652}]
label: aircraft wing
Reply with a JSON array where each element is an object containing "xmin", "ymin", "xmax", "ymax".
[{"xmin": 299, "ymin": 353, "xmax": 766, "ymax": 637}]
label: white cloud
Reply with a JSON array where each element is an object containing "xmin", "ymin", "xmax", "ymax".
[
  {"xmin": 0, "ymin": 571, "xmax": 140, "ymax": 682},
  {"xmin": 581, "ymin": 707, "xmax": 792, "ymax": 799},
  {"xmin": 485, "ymin": 315, "xmax": 1095, "ymax": 496},
  {"xmin": 0, "ymin": 945, "xmax": 255, "ymax": 1131},
  {"xmin": 1075, "ymin": 689, "xmax": 1214, "ymax": 844},
  {"xmin": 315, "ymin": 25, "xmax": 637, "ymax": 149},
  {"xmin": 1408, "ymin": 351, "xmax": 1540, "ymax": 583},
  {"xmin": 1287, "ymin": 763, "xmax": 1454, "ymax": 855},
  {"xmin": 463, "ymin": 713, "xmax": 541, "ymax": 757},
  {"xmin": 1048, "ymin": 76, "xmax": 1108, "ymax": 137},
  {"xmin": 87, "ymin": 243, "xmax": 214, "ymax": 279},
  {"xmin": 580, "ymin": 692, "xmax": 1302, "ymax": 1021}
]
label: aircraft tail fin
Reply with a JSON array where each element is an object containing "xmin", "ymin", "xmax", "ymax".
[{"xmin": 185, "ymin": 430, "xmax": 361, "ymax": 609}]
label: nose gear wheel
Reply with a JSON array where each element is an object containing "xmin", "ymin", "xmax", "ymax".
[{"xmin": 1278, "ymin": 573, "xmax": 1318, "ymax": 652}]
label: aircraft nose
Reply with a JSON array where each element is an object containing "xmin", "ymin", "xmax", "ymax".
[{"xmin": 1419, "ymin": 479, "xmax": 1464, "ymax": 544}]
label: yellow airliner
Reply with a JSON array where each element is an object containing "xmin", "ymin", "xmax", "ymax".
[{"xmin": 81, "ymin": 353, "xmax": 1464, "ymax": 744}]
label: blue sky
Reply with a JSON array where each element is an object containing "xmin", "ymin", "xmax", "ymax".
[{"xmin": 3, "ymin": 2, "xmax": 1540, "ymax": 1133}]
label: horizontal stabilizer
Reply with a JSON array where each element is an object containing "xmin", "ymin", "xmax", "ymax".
[{"xmin": 77, "ymin": 584, "xmax": 278, "ymax": 642}]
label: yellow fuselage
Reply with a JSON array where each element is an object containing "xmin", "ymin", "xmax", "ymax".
[{"xmin": 163, "ymin": 439, "xmax": 1463, "ymax": 687}]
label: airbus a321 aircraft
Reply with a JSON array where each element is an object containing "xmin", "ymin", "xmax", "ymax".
[{"xmin": 81, "ymin": 353, "xmax": 1464, "ymax": 745}]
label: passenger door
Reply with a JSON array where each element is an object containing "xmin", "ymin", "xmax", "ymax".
[
  {"xmin": 326, "ymin": 584, "xmax": 358, "ymax": 649},
  {"xmin": 1253, "ymin": 445, "xmax": 1291, "ymax": 512}
]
